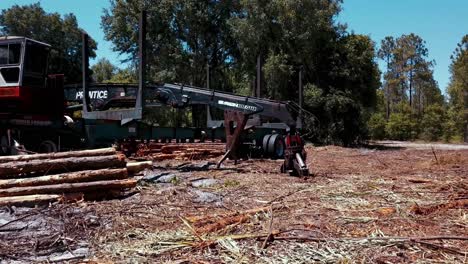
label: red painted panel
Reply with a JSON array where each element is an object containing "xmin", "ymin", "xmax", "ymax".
[{"xmin": 0, "ymin": 86, "xmax": 20, "ymax": 98}]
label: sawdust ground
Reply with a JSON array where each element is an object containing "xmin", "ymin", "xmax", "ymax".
[{"xmin": 1, "ymin": 143, "xmax": 467, "ymax": 263}]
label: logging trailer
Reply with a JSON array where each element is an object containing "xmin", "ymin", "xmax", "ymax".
[{"xmin": 0, "ymin": 11, "xmax": 309, "ymax": 176}]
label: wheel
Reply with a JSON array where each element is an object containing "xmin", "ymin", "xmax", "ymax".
[
  {"xmin": 267, "ymin": 134, "xmax": 285, "ymax": 159},
  {"xmin": 262, "ymin": 134, "xmax": 272, "ymax": 157},
  {"xmin": 273, "ymin": 136, "xmax": 285, "ymax": 158},
  {"xmin": 38, "ymin": 140, "xmax": 58, "ymax": 153}
]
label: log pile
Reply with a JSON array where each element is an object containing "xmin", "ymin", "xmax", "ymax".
[
  {"xmin": 136, "ymin": 143, "xmax": 225, "ymax": 161},
  {"xmin": 0, "ymin": 148, "xmax": 149, "ymax": 207}
]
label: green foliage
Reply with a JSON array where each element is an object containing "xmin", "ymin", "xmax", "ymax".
[
  {"xmin": 297, "ymin": 33, "xmax": 380, "ymax": 144},
  {"xmin": 372, "ymin": 33, "xmax": 462, "ymax": 142},
  {"xmin": 386, "ymin": 113, "xmax": 417, "ymax": 141},
  {"xmin": 446, "ymin": 35, "xmax": 468, "ymax": 142},
  {"xmin": 378, "ymin": 34, "xmax": 441, "ymax": 116},
  {"xmin": 91, "ymin": 58, "xmax": 117, "ymax": 82},
  {"xmin": 263, "ymin": 52, "xmax": 293, "ymax": 100},
  {"xmin": 107, "ymin": 67, "xmax": 137, "ymax": 84},
  {"xmin": 304, "ymin": 84, "xmax": 324, "ymax": 109},
  {"xmin": 443, "ymin": 106, "xmax": 464, "ymax": 142},
  {"xmin": 0, "ymin": 3, "xmax": 97, "ymax": 84},
  {"xmin": 368, "ymin": 113, "xmax": 387, "ymax": 140},
  {"xmin": 385, "ymin": 103, "xmax": 418, "ymax": 140},
  {"xmin": 306, "ymin": 88, "xmax": 368, "ymax": 146},
  {"xmin": 420, "ymin": 104, "xmax": 445, "ymax": 141},
  {"xmin": 102, "ymin": 0, "xmax": 380, "ymax": 145},
  {"xmin": 222, "ymin": 179, "xmax": 240, "ymax": 188},
  {"xmin": 170, "ymin": 176, "xmax": 180, "ymax": 185},
  {"xmin": 102, "ymin": 0, "xmax": 239, "ymax": 90},
  {"xmin": 375, "ymin": 89, "xmax": 386, "ymax": 114}
]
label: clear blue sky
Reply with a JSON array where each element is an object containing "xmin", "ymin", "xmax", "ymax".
[{"xmin": 0, "ymin": 0, "xmax": 467, "ymax": 92}]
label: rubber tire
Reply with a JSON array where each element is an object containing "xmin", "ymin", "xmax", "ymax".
[
  {"xmin": 267, "ymin": 134, "xmax": 285, "ymax": 159},
  {"xmin": 38, "ymin": 140, "xmax": 58, "ymax": 153},
  {"xmin": 275, "ymin": 136, "xmax": 285, "ymax": 158},
  {"xmin": 262, "ymin": 134, "xmax": 272, "ymax": 157}
]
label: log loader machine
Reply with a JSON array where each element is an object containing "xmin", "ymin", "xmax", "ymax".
[{"xmin": 0, "ymin": 11, "xmax": 310, "ymax": 176}]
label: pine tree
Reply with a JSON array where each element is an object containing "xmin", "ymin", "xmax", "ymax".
[{"xmin": 447, "ymin": 35, "xmax": 468, "ymax": 142}]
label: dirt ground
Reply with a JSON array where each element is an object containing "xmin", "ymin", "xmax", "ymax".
[{"xmin": 0, "ymin": 142, "xmax": 467, "ymax": 263}]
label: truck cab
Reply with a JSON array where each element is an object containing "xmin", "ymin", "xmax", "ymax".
[
  {"xmin": 0, "ymin": 37, "xmax": 68, "ymax": 155},
  {"xmin": 0, "ymin": 36, "xmax": 63, "ymax": 116}
]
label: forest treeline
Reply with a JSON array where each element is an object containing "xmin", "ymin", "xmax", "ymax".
[{"xmin": 1, "ymin": 1, "xmax": 466, "ymax": 144}]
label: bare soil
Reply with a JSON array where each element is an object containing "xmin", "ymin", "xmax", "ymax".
[{"xmin": 1, "ymin": 143, "xmax": 467, "ymax": 263}]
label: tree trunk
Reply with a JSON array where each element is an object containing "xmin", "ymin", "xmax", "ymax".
[
  {"xmin": 418, "ymin": 87, "xmax": 423, "ymax": 115},
  {"xmin": 0, "ymin": 179, "xmax": 137, "ymax": 197},
  {"xmin": 409, "ymin": 58, "xmax": 413, "ymax": 107},
  {"xmin": 0, "ymin": 154, "xmax": 126, "ymax": 178},
  {"xmin": 0, "ymin": 168, "xmax": 127, "ymax": 189},
  {"xmin": 0, "ymin": 148, "xmax": 116, "ymax": 164},
  {"xmin": 409, "ymin": 73, "xmax": 413, "ymax": 107},
  {"xmin": 0, "ymin": 194, "xmax": 61, "ymax": 207}
]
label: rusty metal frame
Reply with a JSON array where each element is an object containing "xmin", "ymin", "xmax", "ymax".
[{"xmin": 216, "ymin": 110, "xmax": 249, "ymax": 168}]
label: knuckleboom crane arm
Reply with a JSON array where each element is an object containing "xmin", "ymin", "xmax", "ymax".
[
  {"xmin": 153, "ymin": 83, "xmax": 298, "ymax": 127},
  {"xmin": 151, "ymin": 83, "xmax": 300, "ymax": 167}
]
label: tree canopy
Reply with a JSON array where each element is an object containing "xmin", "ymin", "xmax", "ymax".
[
  {"xmin": 365, "ymin": 33, "xmax": 457, "ymax": 142},
  {"xmin": 446, "ymin": 35, "xmax": 468, "ymax": 141},
  {"xmin": 1, "ymin": 1, "xmax": 464, "ymax": 143},
  {"xmin": 102, "ymin": 0, "xmax": 381, "ymax": 145},
  {"xmin": 91, "ymin": 58, "xmax": 117, "ymax": 83}
]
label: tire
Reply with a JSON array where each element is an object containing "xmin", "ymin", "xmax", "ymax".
[
  {"xmin": 267, "ymin": 134, "xmax": 285, "ymax": 159},
  {"xmin": 38, "ymin": 140, "xmax": 58, "ymax": 153},
  {"xmin": 262, "ymin": 134, "xmax": 272, "ymax": 157}
]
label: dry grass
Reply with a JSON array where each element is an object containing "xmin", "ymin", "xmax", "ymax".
[{"xmin": 1, "ymin": 144, "xmax": 467, "ymax": 263}]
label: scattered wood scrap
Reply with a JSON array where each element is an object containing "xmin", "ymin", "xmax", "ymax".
[
  {"xmin": 0, "ymin": 148, "xmax": 151, "ymax": 207},
  {"xmin": 185, "ymin": 207, "xmax": 271, "ymax": 234},
  {"xmin": 136, "ymin": 143, "xmax": 225, "ymax": 161},
  {"xmin": 410, "ymin": 199, "xmax": 468, "ymax": 215}
]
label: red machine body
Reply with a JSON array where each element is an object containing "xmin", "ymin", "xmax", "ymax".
[
  {"xmin": 0, "ymin": 37, "xmax": 66, "ymax": 155},
  {"xmin": 281, "ymin": 129, "xmax": 309, "ymax": 176},
  {"xmin": 0, "ymin": 37, "xmax": 64, "ymax": 119}
]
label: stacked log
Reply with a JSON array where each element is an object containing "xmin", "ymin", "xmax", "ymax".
[
  {"xmin": 137, "ymin": 143, "xmax": 225, "ymax": 161},
  {"xmin": 0, "ymin": 148, "xmax": 150, "ymax": 207}
]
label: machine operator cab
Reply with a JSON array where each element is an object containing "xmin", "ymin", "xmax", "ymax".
[{"xmin": 0, "ymin": 36, "xmax": 63, "ymax": 117}]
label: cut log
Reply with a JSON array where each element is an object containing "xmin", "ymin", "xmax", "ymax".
[
  {"xmin": 126, "ymin": 161, "xmax": 153, "ymax": 174},
  {"xmin": 0, "ymin": 168, "xmax": 127, "ymax": 189},
  {"xmin": 0, "ymin": 148, "xmax": 117, "ymax": 164},
  {"xmin": 159, "ymin": 144, "xmax": 224, "ymax": 154},
  {"xmin": 0, "ymin": 154, "xmax": 126, "ymax": 178},
  {"xmin": 0, "ymin": 179, "xmax": 137, "ymax": 197},
  {"xmin": 0, "ymin": 194, "xmax": 61, "ymax": 207}
]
